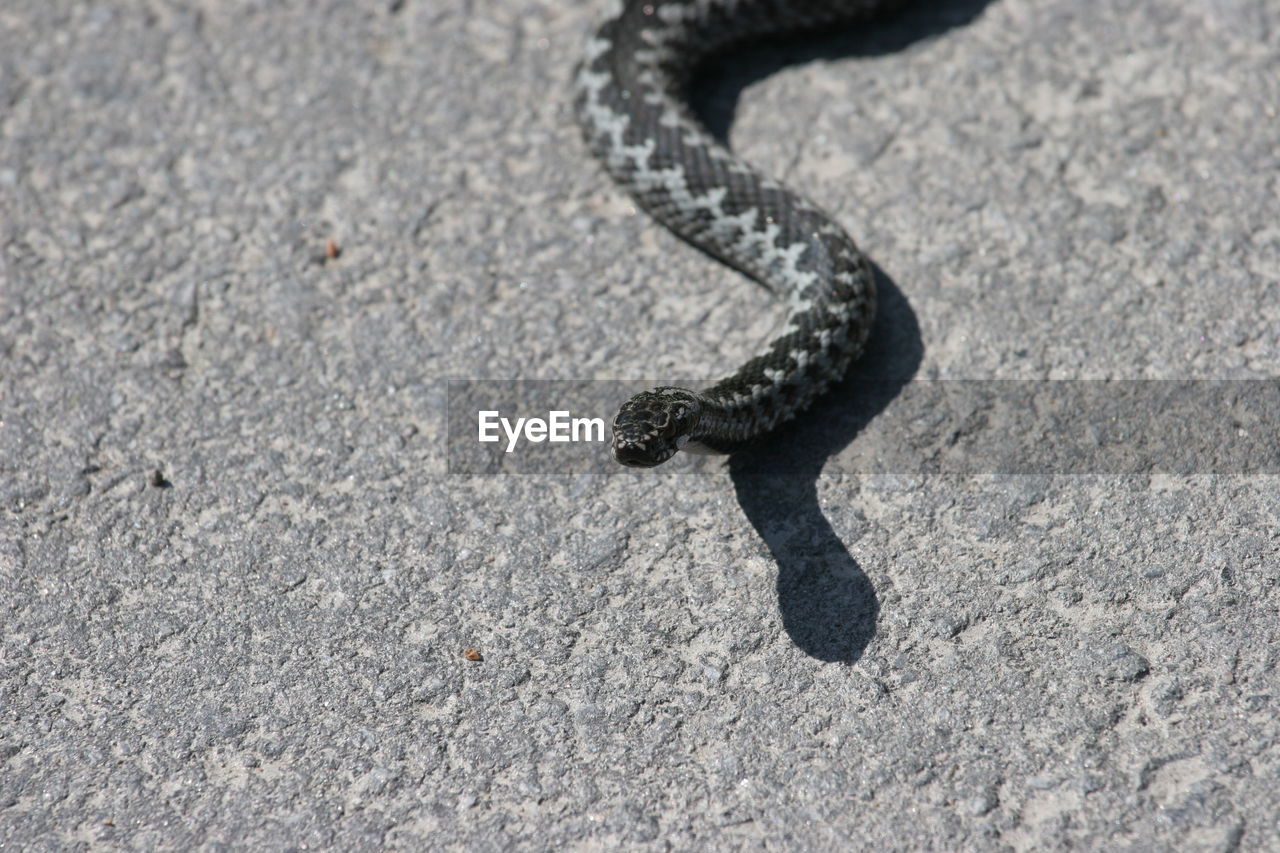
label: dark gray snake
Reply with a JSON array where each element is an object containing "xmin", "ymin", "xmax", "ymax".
[{"xmin": 575, "ymin": 0, "xmax": 900, "ymax": 467}]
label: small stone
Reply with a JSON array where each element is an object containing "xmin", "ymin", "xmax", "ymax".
[
  {"xmin": 963, "ymin": 792, "xmax": 997, "ymax": 816},
  {"xmin": 1096, "ymin": 643, "xmax": 1150, "ymax": 683}
]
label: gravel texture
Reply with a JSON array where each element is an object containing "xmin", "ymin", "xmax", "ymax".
[{"xmin": 2, "ymin": 0, "xmax": 1278, "ymax": 849}]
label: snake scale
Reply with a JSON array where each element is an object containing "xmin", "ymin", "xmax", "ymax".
[{"xmin": 575, "ymin": 0, "xmax": 902, "ymax": 467}]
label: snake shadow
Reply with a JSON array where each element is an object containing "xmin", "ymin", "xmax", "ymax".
[
  {"xmin": 730, "ymin": 268, "xmax": 921, "ymax": 663},
  {"xmin": 702, "ymin": 1, "xmax": 995, "ymax": 662},
  {"xmin": 694, "ymin": 0, "xmax": 999, "ymax": 145}
]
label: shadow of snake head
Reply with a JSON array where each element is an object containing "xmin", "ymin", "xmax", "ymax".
[{"xmin": 612, "ymin": 386, "xmax": 704, "ymax": 467}]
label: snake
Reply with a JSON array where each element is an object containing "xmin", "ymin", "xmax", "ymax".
[{"xmin": 575, "ymin": 0, "xmax": 900, "ymax": 467}]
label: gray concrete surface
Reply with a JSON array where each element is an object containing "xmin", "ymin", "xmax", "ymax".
[{"xmin": 2, "ymin": 0, "xmax": 1278, "ymax": 849}]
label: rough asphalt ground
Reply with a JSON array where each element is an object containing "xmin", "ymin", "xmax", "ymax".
[{"xmin": 2, "ymin": 0, "xmax": 1278, "ymax": 849}]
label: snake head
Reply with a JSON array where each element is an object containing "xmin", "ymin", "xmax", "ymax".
[{"xmin": 611, "ymin": 387, "xmax": 701, "ymax": 467}]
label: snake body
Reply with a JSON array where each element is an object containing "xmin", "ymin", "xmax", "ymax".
[{"xmin": 575, "ymin": 0, "xmax": 899, "ymax": 467}]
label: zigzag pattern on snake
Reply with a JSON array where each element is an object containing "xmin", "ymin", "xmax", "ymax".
[{"xmin": 575, "ymin": 0, "xmax": 900, "ymax": 467}]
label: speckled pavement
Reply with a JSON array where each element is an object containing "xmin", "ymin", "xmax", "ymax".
[{"xmin": 2, "ymin": 0, "xmax": 1277, "ymax": 849}]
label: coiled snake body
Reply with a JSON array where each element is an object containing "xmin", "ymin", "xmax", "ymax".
[{"xmin": 576, "ymin": 0, "xmax": 900, "ymax": 467}]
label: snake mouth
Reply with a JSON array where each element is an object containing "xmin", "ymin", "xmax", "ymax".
[{"xmin": 612, "ymin": 439, "xmax": 664, "ymax": 467}]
